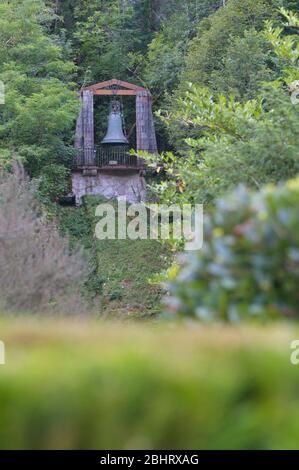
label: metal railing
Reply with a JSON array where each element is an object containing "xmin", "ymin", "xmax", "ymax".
[{"xmin": 73, "ymin": 146, "xmax": 144, "ymax": 169}]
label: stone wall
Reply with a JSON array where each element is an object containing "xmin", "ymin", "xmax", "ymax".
[{"xmin": 72, "ymin": 171, "xmax": 146, "ymax": 204}]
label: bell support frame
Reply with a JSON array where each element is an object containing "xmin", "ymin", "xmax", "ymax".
[{"xmin": 74, "ymin": 78, "xmax": 158, "ymax": 169}]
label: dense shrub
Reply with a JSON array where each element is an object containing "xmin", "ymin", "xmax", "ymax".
[
  {"xmin": 37, "ymin": 164, "xmax": 71, "ymax": 203},
  {"xmin": 165, "ymin": 178, "xmax": 299, "ymax": 321},
  {"xmin": 0, "ymin": 319, "xmax": 298, "ymax": 449},
  {"xmin": 0, "ymin": 170, "xmax": 88, "ymax": 314}
]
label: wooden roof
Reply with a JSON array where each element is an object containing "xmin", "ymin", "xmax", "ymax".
[{"xmin": 82, "ymin": 79, "xmax": 147, "ymax": 96}]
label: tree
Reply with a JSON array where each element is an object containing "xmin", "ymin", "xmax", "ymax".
[
  {"xmin": 210, "ymin": 29, "xmax": 277, "ymax": 100},
  {"xmin": 73, "ymin": 0, "xmax": 144, "ymax": 85},
  {"xmin": 0, "ymin": 0, "xmax": 78, "ymax": 194},
  {"xmin": 147, "ymin": 8, "xmax": 299, "ymax": 205},
  {"xmin": 144, "ymin": 1, "xmax": 220, "ymax": 96},
  {"xmin": 180, "ymin": 0, "xmax": 280, "ymax": 90}
]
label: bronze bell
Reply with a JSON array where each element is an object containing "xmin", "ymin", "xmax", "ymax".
[{"xmin": 101, "ymin": 100, "xmax": 129, "ymax": 145}]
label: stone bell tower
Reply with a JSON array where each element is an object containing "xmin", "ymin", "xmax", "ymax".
[{"xmin": 72, "ymin": 79, "xmax": 157, "ymax": 204}]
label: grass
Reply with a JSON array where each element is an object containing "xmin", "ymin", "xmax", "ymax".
[
  {"xmin": 58, "ymin": 195, "xmax": 172, "ymax": 319},
  {"xmin": 0, "ymin": 317, "xmax": 299, "ymax": 449}
]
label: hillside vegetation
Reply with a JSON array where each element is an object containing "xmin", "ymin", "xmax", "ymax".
[{"xmin": 59, "ymin": 196, "xmax": 171, "ymax": 318}]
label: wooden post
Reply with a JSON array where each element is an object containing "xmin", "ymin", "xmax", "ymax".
[
  {"xmin": 82, "ymin": 89, "xmax": 95, "ymax": 165},
  {"xmin": 136, "ymin": 91, "xmax": 158, "ymax": 154}
]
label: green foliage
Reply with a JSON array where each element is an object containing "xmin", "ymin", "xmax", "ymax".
[
  {"xmin": 150, "ymin": 87, "xmax": 299, "ymax": 204},
  {"xmin": 73, "ymin": 0, "xmax": 145, "ymax": 84},
  {"xmin": 0, "ymin": 0, "xmax": 78, "ymax": 197},
  {"xmin": 149, "ymin": 9, "xmax": 299, "ymax": 205},
  {"xmin": 156, "ymin": 0, "xmax": 283, "ymax": 151},
  {"xmin": 37, "ymin": 164, "xmax": 71, "ymax": 203},
  {"xmin": 211, "ymin": 29, "xmax": 277, "ymax": 100},
  {"xmin": 166, "ymin": 177, "xmax": 299, "ymax": 321},
  {"xmin": 264, "ymin": 8, "xmax": 299, "ymax": 85},
  {"xmin": 144, "ymin": 1, "xmax": 220, "ymax": 95},
  {"xmin": 181, "ymin": 0, "xmax": 280, "ymax": 90},
  {"xmin": 284, "ymin": 1, "xmax": 299, "ymax": 14},
  {"xmin": 1, "ymin": 319, "xmax": 299, "ymax": 448}
]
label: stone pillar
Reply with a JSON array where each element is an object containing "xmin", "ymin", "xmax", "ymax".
[
  {"xmin": 136, "ymin": 91, "xmax": 158, "ymax": 154},
  {"xmin": 82, "ymin": 90, "xmax": 94, "ymax": 165},
  {"xmin": 75, "ymin": 90, "xmax": 95, "ymax": 165}
]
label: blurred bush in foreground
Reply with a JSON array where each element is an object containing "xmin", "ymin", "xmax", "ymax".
[
  {"xmin": 0, "ymin": 319, "xmax": 298, "ymax": 449},
  {"xmin": 166, "ymin": 177, "xmax": 299, "ymax": 321},
  {"xmin": 0, "ymin": 170, "xmax": 88, "ymax": 314}
]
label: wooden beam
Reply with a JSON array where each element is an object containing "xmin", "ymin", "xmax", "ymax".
[
  {"xmin": 85, "ymin": 79, "xmax": 116, "ymax": 91},
  {"xmin": 110, "ymin": 79, "xmax": 145, "ymax": 91},
  {"xmin": 93, "ymin": 89, "xmax": 137, "ymax": 96},
  {"xmin": 84, "ymin": 78, "xmax": 146, "ymax": 93}
]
